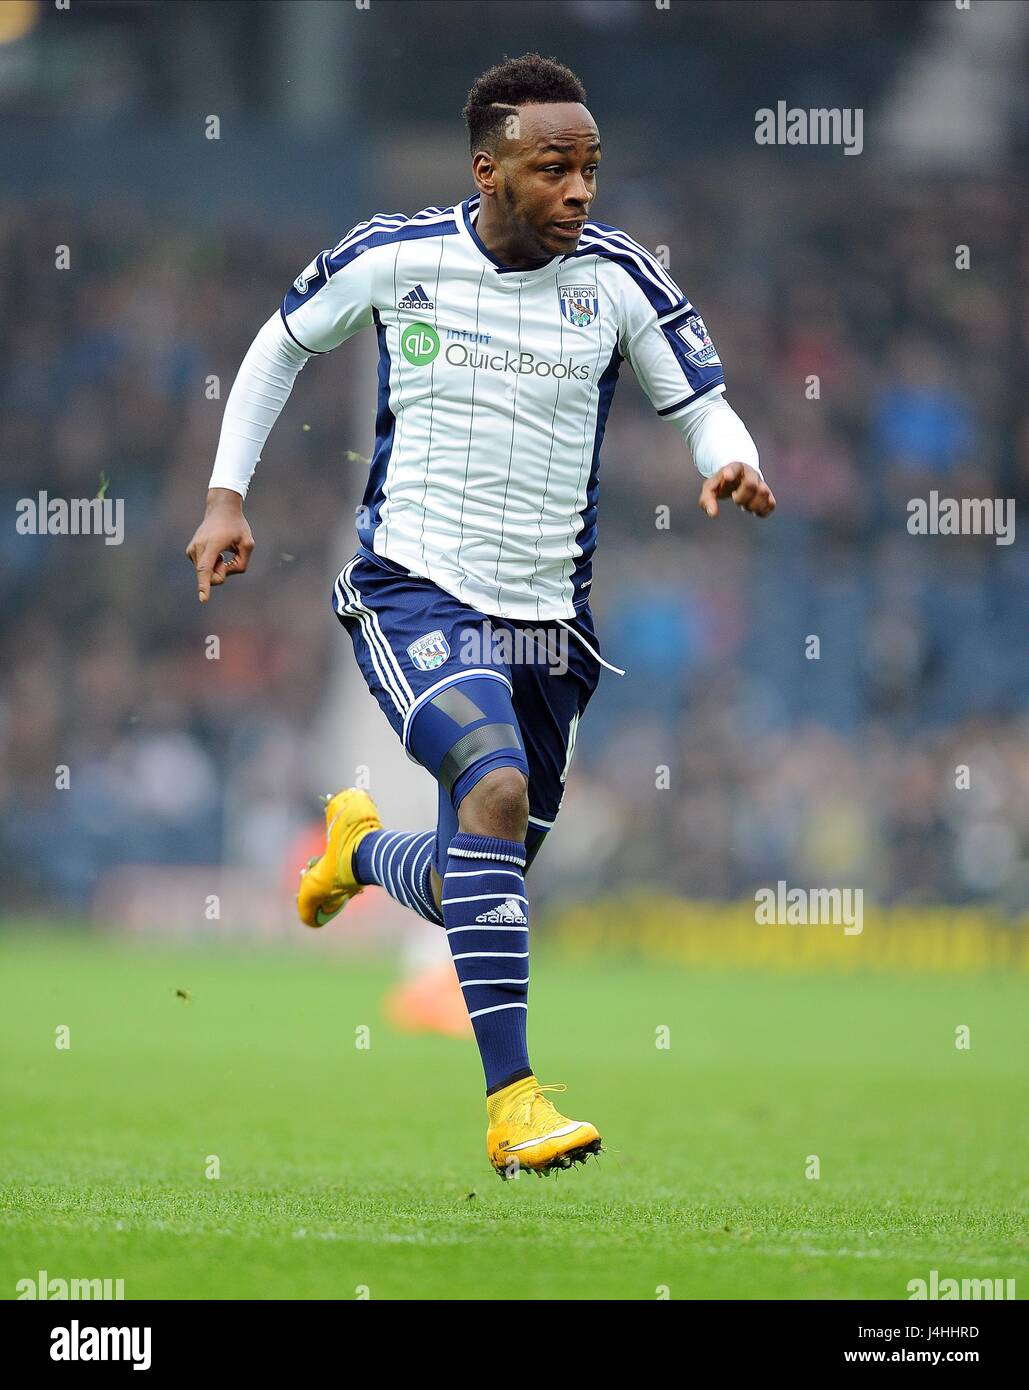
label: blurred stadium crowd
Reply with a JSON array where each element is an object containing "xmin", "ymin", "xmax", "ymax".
[{"xmin": 2, "ymin": 155, "xmax": 1026, "ymax": 915}]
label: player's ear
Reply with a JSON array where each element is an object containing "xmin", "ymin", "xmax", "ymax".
[{"xmin": 471, "ymin": 150, "xmax": 498, "ymax": 196}]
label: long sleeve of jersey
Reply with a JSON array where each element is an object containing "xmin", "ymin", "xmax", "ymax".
[
  {"xmin": 208, "ymin": 313, "xmax": 312, "ymax": 499},
  {"xmin": 675, "ymin": 392, "xmax": 762, "ymax": 479},
  {"xmin": 616, "ymin": 266, "xmax": 761, "ymax": 479},
  {"xmin": 208, "ymin": 231, "xmax": 378, "ymax": 498}
]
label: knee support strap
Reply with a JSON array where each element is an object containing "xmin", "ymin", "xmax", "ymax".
[{"xmin": 406, "ymin": 673, "xmax": 529, "ymax": 807}]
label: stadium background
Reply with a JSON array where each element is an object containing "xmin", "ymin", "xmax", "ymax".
[{"xmin": 0, "ymin": 0, "xmax": 1027, "ymax": 1304}]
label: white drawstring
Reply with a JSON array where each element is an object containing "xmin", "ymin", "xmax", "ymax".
[{"xmin": 555, "ymin": 618, "xmax": 626, "ymax": 676}]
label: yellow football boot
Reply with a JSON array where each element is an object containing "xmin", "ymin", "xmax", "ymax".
[
  {"xmin": 296, "ymin": 788, "xmax": 381, "ymax": 927},
  {"xmin": 486, "ymin": 1075, "xmax": 602, "ymax": 1178}
]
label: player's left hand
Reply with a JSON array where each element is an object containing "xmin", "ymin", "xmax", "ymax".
[{"xmin": 699, "ymin": 463, "xmax": 775, "ymax": 519}]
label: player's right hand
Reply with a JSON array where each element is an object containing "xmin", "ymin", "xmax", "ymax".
[{"xmin": 185, "ymin": 490, "xmax": 255, "ymax": 603}]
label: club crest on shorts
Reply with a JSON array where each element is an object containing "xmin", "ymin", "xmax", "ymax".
[
  {"xmin": 559, "ymin": 284, "xmax": 599, "ymax": 327},
  {"xmin": 407, "ymin": 629, "xmax": 451, "ymax": 672}
]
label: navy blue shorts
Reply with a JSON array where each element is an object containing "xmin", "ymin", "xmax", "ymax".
[{"xmin": 332, "ymin": 547, "xmax": 602, "ymax": 872}]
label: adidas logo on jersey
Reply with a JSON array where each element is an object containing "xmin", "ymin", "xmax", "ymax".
[
  {"xmin": 397, "ymin": 283, "xmax": 434, "ymax": 310},
  {"xmin": 474, "ymin": 899, "xmax": 528, "ymax": 925}
]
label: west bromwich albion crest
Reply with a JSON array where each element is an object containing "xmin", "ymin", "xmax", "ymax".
[
  {"xmin": 407, "ymin": 629, "xmax": 451, "ymax": 672},
  {"xmin": 559, "ymin": 284, "xmax": 599, "ymax": 327}
]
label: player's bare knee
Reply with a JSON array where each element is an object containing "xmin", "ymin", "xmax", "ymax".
[{"xmin": 459, "ymin": 767, "xmax": 529, "ymax": 841}]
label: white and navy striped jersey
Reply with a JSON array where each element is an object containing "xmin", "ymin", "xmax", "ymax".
[{"xmin": 234, "ymin": 195, "xmax": 733, "ymax": 621}]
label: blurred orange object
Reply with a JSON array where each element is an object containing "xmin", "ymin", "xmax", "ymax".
[{"xmin": 383, "ymin": 962, "xmax": 473, "ymax": 1040}]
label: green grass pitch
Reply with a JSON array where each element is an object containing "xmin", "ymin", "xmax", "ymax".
[{"xmin": 1, "ymin": 933, "xmax": 1026, "ymax": 1300}]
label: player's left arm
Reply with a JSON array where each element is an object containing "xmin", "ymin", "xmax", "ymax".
[
  {"xmin": 679, "ymin": 394, "xmax": 775, "ymax": 519},
  {"xmin": 618, "ymin": 273, "xmax": 775, "ymax": 519}
]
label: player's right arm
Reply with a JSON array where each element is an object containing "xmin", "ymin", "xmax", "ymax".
[
  {"xmin": 186, "ymin": 485, "xmax": 255, "ymax": 604},
  {"xmin": 186, "ymin": 229, "xmax": 380, "ymax": 602}
]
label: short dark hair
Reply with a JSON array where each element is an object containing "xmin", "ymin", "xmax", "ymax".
[{"xmin": 463, "ymin": 52, "xmax": 587, "ymax": 154}]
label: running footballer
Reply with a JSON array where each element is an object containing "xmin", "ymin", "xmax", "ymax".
[{"xmin": 187, "ymin": 53, "xmax": 775, "ymax": 1178}]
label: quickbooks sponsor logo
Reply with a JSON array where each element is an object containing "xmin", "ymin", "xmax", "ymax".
[
  {"xmin": 444, "ymin": 343, "xmax": 591, "ymax": 379},
  {"xmin": 400, "ymin": 322, "xmax": 440, "ymax": 365}
]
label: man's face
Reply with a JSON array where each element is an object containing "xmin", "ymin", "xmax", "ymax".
[{"xmin": 484, "ymin": 102, "xmax": 601, "ymax": 257}]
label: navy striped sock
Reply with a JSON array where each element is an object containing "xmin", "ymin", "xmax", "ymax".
[
  {"xmin": 442, "ymin": 831, "xmax": 531, "ymax": 1092},
  {"xmin": 353, "ymin": 829, "xmax": 443, "ymax": 926}
]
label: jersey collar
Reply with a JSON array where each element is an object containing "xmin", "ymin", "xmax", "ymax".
[{"xmin": 458, "ymin": 194, "xmax": 566, "ymax": 288}]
